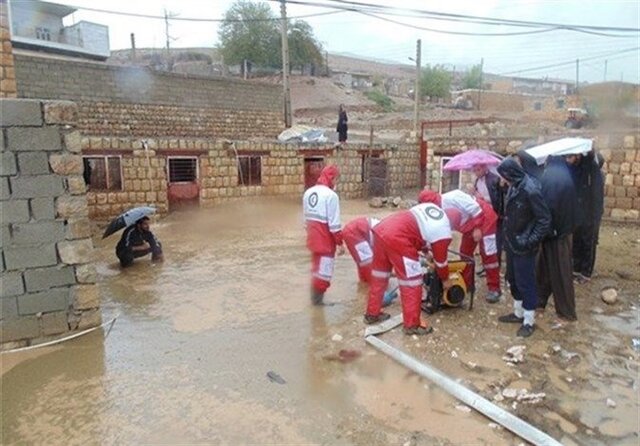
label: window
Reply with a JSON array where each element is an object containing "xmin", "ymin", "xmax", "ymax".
[
  {"xmin": 36, "ymin": 27, "xmax": 51, "ymax": 41},
  {"xmin": 168, "ymin": 157, "xmax": 198, "ymax": 183},
  {"xmin": 237, "ymin": 156, "xmax": 262, "ymax": 186},
  {"xmin": 83, "ymin": 156, "xmax": 122, "ymax": 191},
  {"xmin": 361, "ymin": 153, "xmax": 380, "ymax": 182},
  {"xmin": 439, "ymin": 157, "xmax": 461, "ymax": 193}
]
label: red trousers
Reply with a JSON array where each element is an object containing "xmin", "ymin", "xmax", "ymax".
[
  {"xmin": 366, "ymin": 234, "xmax": 424, "ymax": 328},
  {"xmin": 343, "ymin": 233, "xmax": 373, "ymax": 283},
  {"xmin": 311, "ymin": 253, "xmax": 335, "ymax": 293},
  {"xmin": 459, "ymin": 224, "xmax": 500, "ymax": 293}
]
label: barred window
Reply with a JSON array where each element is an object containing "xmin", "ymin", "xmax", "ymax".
[{"xmin": 237, "ymin": 156, "xmax": 262, "ymax": 186}]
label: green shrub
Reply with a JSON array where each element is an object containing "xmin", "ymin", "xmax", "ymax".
[{"xmin": 365, "ymin": 90, "xmax": 395, "ymax": 112}]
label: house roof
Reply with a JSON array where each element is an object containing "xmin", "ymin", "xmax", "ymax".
[{"xmin": 12, "ymin": 0, "xmax": 77, "ymax": 18}]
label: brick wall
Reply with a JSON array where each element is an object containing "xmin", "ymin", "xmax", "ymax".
[
  {"xmin": 83, "ymin": 138, "xmax": 422, "ymax": 220},
  {"xmin": 14, "ymin": 53, "xmax": 283, "ymax": 139},
  {"xmin": 0, "ymin": 0, "xmax": 17, "ymax": 98},
  {"xmin": 1, "ymin": 99, "xmax": 101, "ymax": 350}
]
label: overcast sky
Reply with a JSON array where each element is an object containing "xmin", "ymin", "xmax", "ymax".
[{"xmin": 25, "ymin": 0, "xmax": 640, "ymax": 83}]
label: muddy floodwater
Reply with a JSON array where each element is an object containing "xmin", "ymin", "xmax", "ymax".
[{"xmin": 2, "ymin": 198, "xmax": 639, "ymax": 445}]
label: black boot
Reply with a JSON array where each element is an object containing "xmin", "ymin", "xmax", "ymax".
[{"xmin": 311, "ymin": 290, "xmax": 325, "ymax": 306}]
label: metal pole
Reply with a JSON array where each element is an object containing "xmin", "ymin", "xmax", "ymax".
[
  {"xmin": 280, "ymin": 0, "xmax": 292, "ymax": 128},
  {"xmin": 130, "ymin": 33, "xmax": 136, "ymax": 63},
  {"xmin": 604, "ymin": 59, "xmax": 608, "ymax": 82},
  {"xmin": 413, "ymin": 39, "xmax": 421, "ymax": 134},
  {"xmin": 477, "ymin": 58, "xmax": 484, "ymax": 111},
  {"xmin": 164, "ymin": 9, "xmax": 171, "ymax": 70},
  {"xmin": 575, "ymin": 58, "xmax": 580, "ymax": 95}
]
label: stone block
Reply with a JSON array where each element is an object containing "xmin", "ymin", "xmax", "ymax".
[
  {"xmin": 11, "ymin": 221, "xmax": 65, "ymax": 245},
  {"xmin": 6, "ymin": 127, "xmax": 61, "ymax": 152},
  {"xmin": 72, "ymin": 284, "xmax": 100, "ymax": 310},
  {"xmin": 67, "ymin": 176, "xmax": 86, "ymax": 195},
  {"xmin": 63, "ymin": 131, "xmax": 82, "ymax": 153},
  {"xmin": 65, "ymin": 218, "xmax": 92, "ymax": 240},
  {"xmin": 617, "ymin": 197, "xmax": 632, "ymax": 209},
  {"xmin": 1, "ymin": 271, "xmax": 24, "ymax": 297},
  {"xmin": 49, "ymin": 154, "xmax": 83, "ymax": 176},
  {"xmin": 40, "ymin": 311, "xmax": 69, "ymax": 336},
  {"xmin": 75, "ymin": 263, "xmax": 96, "ymax": 284},
  {"xmin": 30, "ymin": 197, "xmax": 55, "ymax": 220},
  {"xmin": 43, "ymin": 101, "xmax": 77, "ymax": 125},
  {"xmin": 17, "ymin": 288, "xmax": 70, "ymax": 315},
  {"xmin": 0, "ymin": 200, "xmax": 29, "ymax": 224},
  {"xmin": 0, "ymin": 317, "xmax": 40, "ymax": 342},
  {"xmin": 77, "ymin": 308, "xmax": 102, "ymax": 330},
  {"xmin": 614, "ymin": 186, "xmax": 627, "ymax": 198},
  {"xmin": 56, "ymin": 195, "xmax": 88, "ymax": 218},
  {"xmin": 0, "ymin": 99, "xmax": 42, "ymax": 127},
  {"xmin": 628, "ymin": 187, "xmax": 638, "ymax": 198},
  {"xmin": 0, "ymin": 177, "xmax": 9, "ymax": 200},
  {"xmin": 3, "ymin": 244, "xmax": 57, "ymax": 270},
  {"xmin": 0, "ymin": 152, "xmax": 16, "ymax": 176},
  {"xmin": 623, "ymin": 135, "xmax": 635, "ymax": 149},
  {"xmin": 1, "ymin": 296, "xmax": 19, "ymax": 320},
  {"xmin": 622, "ymin": 175, "xmax": 635, "ymax": 186},
  {"xmin": 620, "ymin": 162, "xmax": 631, "ymax": 174},
  {"xmin": 10, "ymin": 175, "xmax": 64, "ymax": 199},
  {"xmin": 610, "ymin": 151, "xmax": 625, "ymax": 163},
  {"xmin": 57, "ymin": 239, "xmax": 93, "ymax": 265},
  {"xmin": 17, "ymin": 152, "xmax": 50, "ymax": 175},
  {"xmin": 24, "ymin": 266, "xmax": 76, "ymax": 292}
]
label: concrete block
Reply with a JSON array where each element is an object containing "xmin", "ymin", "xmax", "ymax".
[
  {"xmin": 0, "ymin": 177, "xmax": 9, "ymax": 200},
  {"xmin": 11, "ymin": 221, "xmax": 65, "ymax": 245},
  {"xmin": 0, "ymin": 200, "xmax": 30, "ymax": 223},
  {"xmin": 0, "ymin": 225, "xmax": 9, "ymax": 249},
  {"xmin": 75, "ymin": 263, "xmax": 96, "ymax": 284},
  {"xmin": 6, "ymin": 127, "xmax": 61, "ymax": 152},
  {"xmin": 67, "ymin": 176, "xmax": 86, "ymax": 195},
  {"xmin": 0, "ymin": 152, "xmax": 16, "ymax": 176},
  {"xmin": 1, "ymin": 296, "xmax": 19, "ymax": 320},
  {"xmin": 43, "ymin": 101, "xmax": 77, "ymax": 125},
  {"xmin": 1, "ymin": 272, "xmax": 24, "ymax": 297},
  {"xmin": 65, "ymin": 218, "xmax": 92, "ymax": 240},
  {"xmin": 71, "ymin": 284, "xmax": 100, "ymax": 310},
  {"xmin": 77, "ymin": 308, "xmax": 102, "ymax": 330},
  {"xmin": 30, "ymin": 197, "xmax": 55, "ymax": 220},
  {"xmin": 0, "ymin": 317, "xmax": 40, "ymax": 342},
  {"xmin": 55, "ymin": 195, "xmax": 88, "ymax": 218},
  {"xmin": 17, "ymin": 288, "xmax": 70, "ymax": 315},
  {"xmin": 0, "ymin": 99, "xmax": 43, "ymax": 127},
  {"xmin": 17, "ymin": 152, "xmax": 50, "ymax": 175},
  {"xmin": 40, "ymin": 311, "xmax": 69, "ymax": 336},
  {"xmin": 63, "ymin": 131, "xmax": 82, "ymax": 153},
  {"xmin": 4, "ymin": 244, "xmax": 57, "ymax": 270},
  {"xmin": 10, "ymin": 175, "xmax": 64, "ymax": 199},
  {"xmin": 24, "ymin": 266, "xmax": 75, "ymax": 292},
  {"xmin": 57, "ymin": 239, "xmax": 93, "ymax": 265},
  {"xmin": 49, "ymin": 154, "xmax": 83, "ymax": 175}
]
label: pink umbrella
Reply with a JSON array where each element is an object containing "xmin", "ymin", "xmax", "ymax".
[{"xmin": 443, "ymin": 149, "xmax": 502, "ymax": 171}]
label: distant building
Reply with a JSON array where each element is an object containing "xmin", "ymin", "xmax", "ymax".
[
  {"xmin": 485, "ymin": 73, "xmax": 574, "ymax": 95},
  {"xmin": 332, "ymin": 70, "xmax": 373, "ymax": 90},
  {"xmin": 8, "ymin": 0, "xmax": 109, "ymax": 60}
]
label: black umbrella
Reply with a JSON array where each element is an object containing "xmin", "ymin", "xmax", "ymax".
[{"xmin": 102, "ymin": 206, "xmax": 156, "ymax": 239}]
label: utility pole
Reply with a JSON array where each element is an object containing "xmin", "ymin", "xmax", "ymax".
[
  {"xmin": 280, "ymin": 0, "xmax": 292, "ymax": 128},
  {"xmin": 325, "ymin": 50, "xmax": 329, "ymax": 76},
  {"xmin": 604, "ymin": 59, "xmax": 608, "ymax": 82},
  {"xmin": 477, "ymin": 57, "xmax": 484, "ymax": 111},
  {"xmin": 130, "ymin": 33, "xmax": 136, "ymax": 63},
  {"xmin": 575, "ymin": 58, "xmax": 580, "ymax": 95},
  {"xmin": 164, "ymin": 9, "xmax": 170, "ymax": 67},
  {"xmin": 413, "ymin": 39, "xmax": 421, "ymax": 134}
]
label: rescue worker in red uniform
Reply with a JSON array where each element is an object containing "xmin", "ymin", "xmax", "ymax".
[
  {"xmin": 419, "ymin": 189, "xmax": 502, "ymax": 303},
  {"xmin": 303, "ymin": 165, "xmax": 345, "ymax": 305},
  {"xmin": 343, "ymin": 216, "xmax": 379, "ymax": 283},
  {"xmin": 364, "ymin": 203, "xmax": 452, "ymax": 335}
]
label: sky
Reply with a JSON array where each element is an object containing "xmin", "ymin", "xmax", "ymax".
[{"xmin": 16, "ymin": 0, "xmax": 640, "ymax": 83}]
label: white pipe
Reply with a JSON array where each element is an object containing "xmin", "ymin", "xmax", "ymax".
[
  {"xmin": 365, "ymin": 335, "xmax": 563, "ymax": 446},
  {"xmin": 1, "ymin": 316, "xmax": 118, "ymax": 354}
]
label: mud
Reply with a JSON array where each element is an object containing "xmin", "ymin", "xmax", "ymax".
[{"xmin": 1, "ymin": 199, "xmax": 638, "ymax": 445}]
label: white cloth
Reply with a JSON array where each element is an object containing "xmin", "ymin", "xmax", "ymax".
[
  {"xmin": 303, "ymin": 184, "xmax": 341, "ymax": 233},
  {"xmin": 475, "ymin": 176, "xmax": 491, "ymax": 203},
  {"xmin": 441, "ymin": 190, "xmax": 482, "ymax": 227},
  {"xmin": 409, "ymin": 203, "xmax": 452, "ymax": 246}
]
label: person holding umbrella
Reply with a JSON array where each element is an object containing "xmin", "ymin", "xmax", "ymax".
[{"xmin": 102, "ymin": 207, "xmax": 163, "ymax": 268}]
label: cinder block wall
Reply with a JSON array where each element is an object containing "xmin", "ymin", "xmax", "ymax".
[{"xmin": 1, "ymin": 99, "xmax": 101, "ymax": 350}]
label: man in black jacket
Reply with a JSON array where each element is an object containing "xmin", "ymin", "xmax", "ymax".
[
  {"xmin": 116, "ymin": 217, "xmax": 164, "ymax": 267},
  {"xmin": 536, "ymin": 156, "xmax": 578, "ymax": 321},
  {"xmin": 497, "ymin": 157, "xmax": 551, "ymax": 338}
]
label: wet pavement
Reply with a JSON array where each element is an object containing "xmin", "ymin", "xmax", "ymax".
[{"xmin": 1, "ymin": 198, "xmax": 638, "ymax": 445}]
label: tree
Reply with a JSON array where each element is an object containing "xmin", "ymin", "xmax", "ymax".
[
  {"xmin": 420, "ymin": 65, "xmax": 451, "ymax": 99},
  {"xmin": 462, "ymin": 64, "xmax": 482, "ymax": 89},
  {"xmin": 218, "ymin": 1, "xmax": 280, "ymax": 70},
  {"xmin": 288, "ymin": 20, "xmax": 323, "ymax": 72}
]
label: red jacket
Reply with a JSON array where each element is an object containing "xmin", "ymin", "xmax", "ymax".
[{"xmin": 303, "ymin": 165, "xmax": 343, "ymax": 254}]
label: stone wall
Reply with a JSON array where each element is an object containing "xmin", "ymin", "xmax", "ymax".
[
  {"xmin": 1, "ymin": 99, "xmax": 101, "ymax": 350},
  {"xmin": 83, "ymin": 138, "xmax": 422, "ymax": 220},
  {"xmin": 424, "ymin": 134, "xmax": 640, "ymax": 222},
  {"xmin": 14, "ymin": 53, "xmax": 283, "ymax": 139},
  {"xmin": 0, "ymin": 0, "xmax": 17, "ymax": 98}
]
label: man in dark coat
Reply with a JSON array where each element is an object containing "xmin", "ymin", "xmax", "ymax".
[
  {"xmin": 116, "ymin": 217, "xmax": 164, "ymax": 267},
  {"xmin": 572, "ymin": 152, "xmax": 602, "ymax": 282},
  {"xmin": 536, "ymin": 155, "xmax": 578, "ymax": 321},
  {"xmin": 336, "ymin": 104, "xmax": 348, "ymax": 143},
  {"xmin": 497, "ymin": 157, "xmax": 551, "ymax": 338}
]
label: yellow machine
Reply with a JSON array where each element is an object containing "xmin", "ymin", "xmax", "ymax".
[{"xmin": 421, "ymin": 254, "xmax": 475, "ymax": 314}]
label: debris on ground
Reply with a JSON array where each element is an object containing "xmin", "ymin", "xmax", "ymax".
[
  {"xmin": 266, "ymin": 371, "xmax": 286, "ymax": 384},
  {"xmin": 455, "ymin": 404, "xmax": 471, "ymax": 413},
  {"xmin": 606, "ymin": 398, "xmax": 617, "ymax": 408},
  {"xmin": 632, "ymin": 338, "xmax": 640, "ymax": 352},
  {"xmin": 323, "ymin": 349, "xmax": 362, "ymax": 363},
  {"xmin": 502, "ymin": 345, "xmax": 526, "ymax": 364},
  {"xmin": 601, "ymin": 288, "xmax": 618, "ymax": 304},
  {"xmin": 331, "ymin": 334, "xmax": 343, "ymax": 342},
  {"xmin": 369, "ymin": 197, "xmax": 384, "ymax": 208},
  {"xmin": 516, "ymin": 390, "xmax": 546, "ymax": 404}
]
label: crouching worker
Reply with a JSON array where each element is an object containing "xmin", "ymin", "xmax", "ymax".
[
  {"xmin": 364, "ymin": 203, "xmax": 452, "ymax": 335},
  {"xmin": 116, "ymin": 217, "xmax": 164, "ymax": 268},
  {"xmin": 343, "ymin": 217, "xmax": 379, "ymax": 283},
  {"xmin": 419, "ymin": 189, "xmax": 502, "ymax": 303},
  {"xmin": 303, "ymin": 165, "xmax": 345, "ymax": 306}
]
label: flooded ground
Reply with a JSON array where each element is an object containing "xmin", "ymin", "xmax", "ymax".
[{"xmin": 1, "ymin": 198, "xmax": 638, "ymax": 445}]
